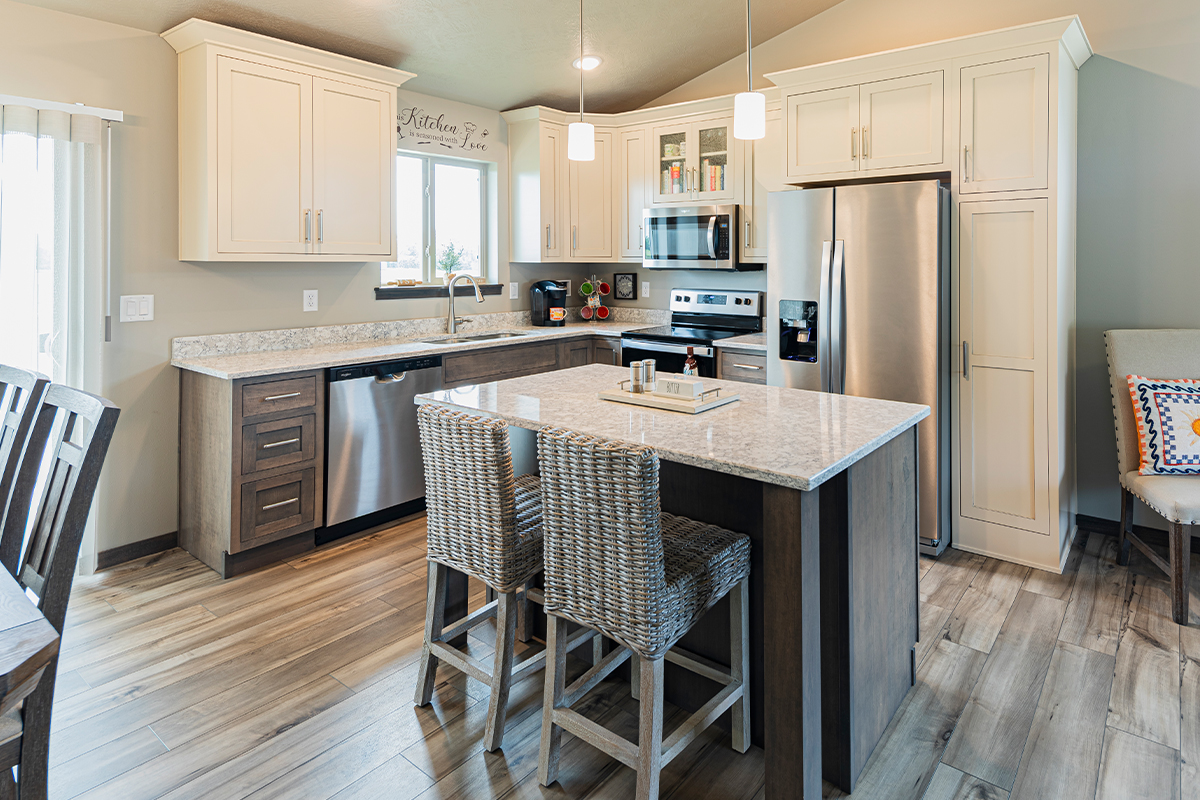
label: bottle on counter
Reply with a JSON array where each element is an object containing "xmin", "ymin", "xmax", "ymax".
[{"xmin": 682, "ymin": 347, "xmax": 698, "ymax": 376}]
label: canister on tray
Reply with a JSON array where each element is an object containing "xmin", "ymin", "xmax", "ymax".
[
  {"xmin": 642, "ymin": 359, "xmax": 656, "ymax": 393},
  {"xmin": 628, "ymin": 361, "xmax": 645, "ymax": 393}
]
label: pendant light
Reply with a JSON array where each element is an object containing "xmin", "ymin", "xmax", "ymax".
[
  {"xmin": 567, "ymin": 0, "xmax": 595, "ymax": 161},
  {"xmin": 733, "ymin": 0, "xmax": 765, "ymax": 140}
]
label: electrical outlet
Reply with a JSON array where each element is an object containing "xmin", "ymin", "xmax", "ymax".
[
  {"xmin": 119, "ymin": 295, "xmax": 154, "ymax": 322},
  {"xmin": 641, "ymin": 281, "xmax": 650, "ymax": 298},
  {"xmin": 303, "ymin": 289, "xmax": 318, "ymax": 312},
  {"xmin": 508, "ymin": 282, "xmax": 519, "ymax": 299}
]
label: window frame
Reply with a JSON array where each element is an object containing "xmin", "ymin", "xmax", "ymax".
[{"xmin": 386, "ymin": 151, "xmax": 488, "ymax": 285}]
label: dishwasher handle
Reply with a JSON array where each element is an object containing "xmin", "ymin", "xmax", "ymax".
[{"xmin": 374, "ymin": 371, "xmax": 407, "ymax": 384}]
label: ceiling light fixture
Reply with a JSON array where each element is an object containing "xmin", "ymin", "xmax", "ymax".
[
  {"xmin": 733, "ymin": 0, "xmax": 765, "ymax": 140},
  {"xmin": 567, "ymin": 0, "xmax": 595, "ymax": 161},
  {"xmin": 573, "ymin": 56, "xmax": 602, "ymax": 70}
]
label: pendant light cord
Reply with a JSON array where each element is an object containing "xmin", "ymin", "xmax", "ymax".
[
  {"xmin": 579, "ymin": 0, "xmax": 585, "ymax": 121},
  {"xmin": 746, "ymin": 0, "xmax": 752, "ymax": 93}
]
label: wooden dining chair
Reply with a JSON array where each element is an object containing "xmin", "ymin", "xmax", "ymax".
[
  {"xmin": 0, "ymin": 384, "xmax": 119, "ymax": 800},
  {"xmin": 0, "ymin": 367, "xmax": 49, "ymax": 578}
]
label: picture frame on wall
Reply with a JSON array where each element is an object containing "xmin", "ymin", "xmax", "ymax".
[{"xmin": 614, "ymin": 272, "xmax": 637, "ymax": 300}]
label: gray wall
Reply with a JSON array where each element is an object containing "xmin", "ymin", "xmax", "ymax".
[{"xmin": 1076, "ymin": 56, "xmax": 1200, "ymax": 528}]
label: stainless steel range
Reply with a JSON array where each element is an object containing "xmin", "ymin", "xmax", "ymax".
[{"xmin": 621, "ymin": 289, "xmax": 763, "ymax": 377}]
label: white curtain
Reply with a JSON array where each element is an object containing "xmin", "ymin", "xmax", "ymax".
[{"xmin": 0, "ymin": 104, "xmax": 103, "ymax": 389}]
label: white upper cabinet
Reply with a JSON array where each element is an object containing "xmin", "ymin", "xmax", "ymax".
[
  {"xmin": 311, "ymin": 77, "xmax": 394, "ymax": 256},
  {"xmin": 785, "ymin": 85, "xmax": 859, "ymax": 179},
  {"xmin": 569, "ymin": 130, "xmax": 613, "ymax": 260},
  {"xmin": 618, "ymin": 127, "xmax": 649, "ymax": 259},
  {"xmin": 652, "ymin": 115, "xmax": 736, "ymax": 204},
  {"xmin": 540, "ymin": 123, "xmax": 566, "ymax": 260},
  {"xmin": 960, "ymin": 54, "xmax": 1049, "ymax": 194},
  {"xmin": 164, "ymin": 19, "xmax": 411, "ymax": 262},
  {"xmin": 859, "ymin": 71, "xmax": 943, "ymax": 172},
  {"xmin": 741, "ymin": 107, "xmax": 784, "ymax": 263},
  {"xmin": 785, "ymin": 72, "xmax": 943, "ymax": 182}
]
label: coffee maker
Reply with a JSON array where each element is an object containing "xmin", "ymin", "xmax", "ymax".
[{"xmin": 530, "ymin": 280, "xmax": 566, "ymax": 327}]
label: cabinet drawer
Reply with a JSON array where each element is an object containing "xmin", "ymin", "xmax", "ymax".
[
  {"xmin": 719, "ymin": 351, "xmax": 767, "ymax": 384},
  {"xmin": 239, "ymin": 468, "xmax": 316, "ymax": 546},
  {"xmin": 444, "ymin": 342, "xmax": 559, "ymax": 385},
  {"xmin": 240, "ymin": 376, "xmax": 318, "ymax": 420},
  {"xmin": 241, "ymin": 414, "xmax": 316, "ymax": 475}
]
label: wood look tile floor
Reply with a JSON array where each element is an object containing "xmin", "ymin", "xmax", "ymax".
[{"xmin": 50, "ymin": 520, "xmax": 1197, "ymax": 800}]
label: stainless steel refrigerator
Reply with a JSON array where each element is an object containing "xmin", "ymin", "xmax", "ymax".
[{"xmin": 766, "ymin": 180, "xmax": 950, "ymax": 555}]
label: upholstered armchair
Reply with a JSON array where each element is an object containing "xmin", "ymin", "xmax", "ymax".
[{"xmin": 1105, "ymin": 329, "xmax": 1200, "ymax": 625}]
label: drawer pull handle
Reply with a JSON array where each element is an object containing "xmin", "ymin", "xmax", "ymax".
[
  {"xmin": 732, "ymin": 363, "xmax": 763, "ymax": 370},
  {"xmin": 262, "ymin": 438, "xmax": 300, "ymax": 450},
  {"xmin": 262, "ymin": 497, "xmax": 299, "ymax": 511},
  {"xmin": 262, "ymin": 392, "xmax": 301, "ymax": 402}
]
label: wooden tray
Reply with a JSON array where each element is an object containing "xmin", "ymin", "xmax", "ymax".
[{"xmin": 597, "ymin": 387, "xmax": 739, "ymax": 414}]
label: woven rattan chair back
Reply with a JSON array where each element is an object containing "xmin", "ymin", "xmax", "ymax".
[
  {"xmin": 0, "ymin": 366, "xmax": 49, "ymax": 577},
  {"xmin": 417, "ymin": 403, "xmax": 539, "ymax": 592},
  {"xmin": 536, "ymin": 426, "xmax": 669, "ymax": 657}
]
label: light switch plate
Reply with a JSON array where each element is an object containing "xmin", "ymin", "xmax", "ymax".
[
  {"xmin": 508, "ymin": 282, "xmax": 519, "ymax": 299},
  {"xmin": 303, "ymin": 289, "xmax": 318, "ymax": 312},
  {"xmin": 119, "ymin": 294, "xmax": 154, "ymax": 322},
  {"xmin": 641, "ymin": 281, "xmax": 650, "ymax": 298}
]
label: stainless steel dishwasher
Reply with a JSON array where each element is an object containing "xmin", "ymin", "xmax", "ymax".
[{"xmin": 325, "ymin": 355, "xmax": 443, "ymax": 527}]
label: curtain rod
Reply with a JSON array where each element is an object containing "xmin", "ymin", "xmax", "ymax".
[{"xmin": 0, "ymin": 93, "xmax": 123, "ymax": 122}]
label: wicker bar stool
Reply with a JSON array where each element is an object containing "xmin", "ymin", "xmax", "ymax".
[
  {"xmin": 535, "ymin": 426, "xmax": 752, "ymax": 800},
  {"xmin": 414, "ymin": 404, "xmax": 592, "ymax": 752}
]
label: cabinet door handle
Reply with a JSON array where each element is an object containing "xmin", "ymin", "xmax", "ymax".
[
  {"xmin": 963, "ymin": 145, "xmax": 971, "ymax": 182},
  {"xmin": 262, "ymin": 497, "xmax": 299, "ymax": 511},
  {"xmin": 733, "ymin": 363, "xmax": 763, "ymax": 370},
  {"xmin": 962, "ymin": 341, "xmax": 970, "ymax": 380},
  {"xmin": 304, "ymin": 209, "xmax": 311, "ymax": 243},
  {"xmin": 317, "ymin": 209, "xmax": 323, "ymax": 243},
  {"xmin": 572, "ymin": 225, "xmax": 577, "ymax": 251},
  {"xmin": 639, "ymin": 224, "xmax": 643, "ymax": 250},
  {"xmin": 546, "ymin": 224, "xmax": 551, "ymax": 249},
  {"xmin": 745, "ymin": 221, "xmax": 752, "ymax": 248},
  {"xmin": 262, "ymin": 392, "xmax": 301, "ymax": 402},
  {"xmin": 851, "ymin": 127, "xmax": 857, "ymax": 159},
  {"xmin": 862, "ymin": 126, "xmax": 869, "ymax": 159},
  {"xmin": 261, "ymin": 437, "xmax": 300, "ymax": 450}
]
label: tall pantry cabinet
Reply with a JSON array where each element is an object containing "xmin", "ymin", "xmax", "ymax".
[
  {"xmin": 163, "ymin": 19, "xmax": 413, "ymax": 262},
  {"xmin": 768, "ymin": 18, "xmax": 1091, "ymax": 572}
]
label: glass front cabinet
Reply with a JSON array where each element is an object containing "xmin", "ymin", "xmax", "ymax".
[{"xmin": 651, "ymin": 115, "xmax": 737, "ymax": 204}]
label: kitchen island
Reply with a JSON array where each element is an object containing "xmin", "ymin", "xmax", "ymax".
[{"xmin": 417, "ymin": 363, "xmax": 929, "ymax": 800}]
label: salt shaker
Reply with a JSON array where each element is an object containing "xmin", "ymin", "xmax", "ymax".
[{"xmin": 628, "ymin": 361, "xmax": 645, "ymax": 393}]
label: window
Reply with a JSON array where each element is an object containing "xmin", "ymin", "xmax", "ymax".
[{"xmin": 382, "ymin": 153, "xmax": 486, "ymax": 285}]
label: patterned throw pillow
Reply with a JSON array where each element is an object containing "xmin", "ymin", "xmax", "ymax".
[{"xmin": 1127, "ymin": 375, "xmax": 1200, "ymax": 475}]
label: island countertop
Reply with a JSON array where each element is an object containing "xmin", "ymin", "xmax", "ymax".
[{"xmin": 416, "ymin": 363, "xmax": 929, "ymax": 492}]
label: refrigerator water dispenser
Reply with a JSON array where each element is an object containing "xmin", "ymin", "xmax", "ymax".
[{"xmin": 779, "ymin": 300, "xmax": 818, "ymax": 362}]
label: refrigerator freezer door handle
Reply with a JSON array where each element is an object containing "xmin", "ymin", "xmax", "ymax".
[
  {"xmin": 962, "ymin": 341, "xmax": 970, "ymax": 380},
  {"xmin": 817, "ymin": 240, "xmax": 833, "ymax": 392},
  {"xmin": 707, "ymin": 216, "xmax": 718, "ymax": 259},
  {"xmin": 831, "ymin": 240, "xmax": 846, "ymax": 394}
]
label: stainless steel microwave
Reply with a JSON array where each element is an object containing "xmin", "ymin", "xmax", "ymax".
[{"xmin": 643, "ymin": 205, "xmax": 745, "ymax": 271}]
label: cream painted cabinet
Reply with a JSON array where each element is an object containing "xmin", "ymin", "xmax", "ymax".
[
  {"xmin": 541, "ymin": 124, "xmax": 567, "ymax": 260},
  {"xmin": 741, "ymin": 107, "xmax": 784, "ymax": 263},
  {"xmin": 957, "ymin": 199, "xmax": 1050, "ymax": 537},
  {"xmin": 785, "ymin": 72, "xmax": 943, "ymax": 181},
  {"xmin": 165, "ymin": 20, "xmax": 409, "ymax": 262},
  {"xmin": 651, "ymin": 115, "xmax": 736, "ymax": 204},
  {"xmin": 569, "ymin": 130, "xmax": 613, "ymax": 260},
  {"xmin": 960, "ymin": 54, "xmax": 1049, "ymax": 194},
  {"xmin": 618, "ymin": 127, "xmax": 648, "ymax": 259}
]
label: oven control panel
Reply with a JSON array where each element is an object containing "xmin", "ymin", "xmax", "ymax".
[{"xmin": 668, "ymin": 289, "xmax": 761, "ymax": 317}]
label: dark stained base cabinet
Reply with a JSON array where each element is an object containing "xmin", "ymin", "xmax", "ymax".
[{"xmin": 179, "ymin": 369, "xmax": 325, "ymax": 578}]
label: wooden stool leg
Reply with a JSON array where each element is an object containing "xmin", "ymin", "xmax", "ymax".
[
  {"xmin": 631, "ymin": 653, "xmax": 640, "ymax": 700},
  {"xmin": 516, "ymin": 581, "xmax": 533, "ymax": 644},
  {"xmin": 538, "ymin": 614, "xmax": 568, "ymax": 787},
  {"xmin": 636, "ymin": 657, "xmax": 665, "ymax": 800},
  {"xmin": 1170, "ymin": 523, "xmax": 1191, "ymax": 625},
  {"xmin": 414, "ymin": 562, "xmax": 448, "ymax": 706},
  {"xmin": 1118, "ymin": 489, "xmax": 1134, "ymax": 566},
  {"xmin": 484, "ymin": 592, "xmax": 519, "ymax": 752},
  {"xmin": 730, "ymin": 577, "xmax": 751, "ymax": 753},
  {"xmin": 593, "ymin": 632, "xmax": 604, "ymax": 665},
  {"xmin": 15, "ymin": 664, "xmax": 55, "ymax": 800}
]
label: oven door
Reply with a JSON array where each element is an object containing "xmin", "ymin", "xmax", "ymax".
[
  {"xmin": 643, "ymin": 206, "xmax": 737, "ymax": 270},
  {"xmin": 621, "ymin": 339, "xmax": 717, "ymax": 379}
]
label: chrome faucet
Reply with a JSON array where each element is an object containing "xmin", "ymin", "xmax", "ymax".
[{"xmin": 446, "ymin": 273, "xmax": 484, "ymax": 334}]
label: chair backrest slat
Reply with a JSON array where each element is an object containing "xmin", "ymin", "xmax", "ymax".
[
  {"xmin": 0, "ymin": 365, "xmax": 50, "ymax": 576},
  {"xmin": 7, "ymin": 383, "xmax": 119, "ymax": 633}
]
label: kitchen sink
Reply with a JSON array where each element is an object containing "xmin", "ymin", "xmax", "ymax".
[{"xmin": 417, "ymin": 331, "xmax": 535, "ymax": 345}]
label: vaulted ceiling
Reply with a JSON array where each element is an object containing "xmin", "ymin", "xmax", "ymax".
[{"xmin": 11, "ymin": 0, "xmax": 842, "ymax": 112}]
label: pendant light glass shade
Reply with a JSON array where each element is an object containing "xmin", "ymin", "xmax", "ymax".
[
  {"xmin": 734, "ymin": 91, "xmax": 766, "ymax": 140},
  {"xmin": 567, "ymin": 121, "xmax": 595, "ymax": 161}
]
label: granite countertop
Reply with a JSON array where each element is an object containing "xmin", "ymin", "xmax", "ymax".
[
  {"xmin": 416, "ymin": 363, "xmax": 929, "ymax": 492},
  {"xmin": 171, "ymin": 322, "xmax": 651, "ymax": 379},
  {"xmin": 716, "ymin": 333, "xmax": 767, "ymax": 352}
]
